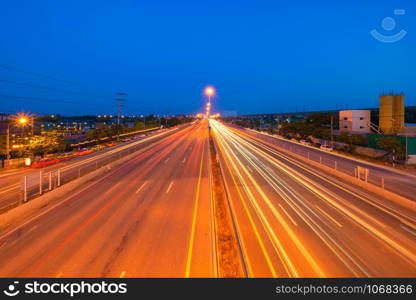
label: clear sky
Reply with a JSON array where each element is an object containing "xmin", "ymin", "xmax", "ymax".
[{"xmin": 0, "ymin": 0, "xmax": 415, "ymax": 116}]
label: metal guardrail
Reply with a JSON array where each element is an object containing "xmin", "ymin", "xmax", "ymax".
[{"xmin": 262, "ymin": 136, "xmax": 397, "ymax": 194}]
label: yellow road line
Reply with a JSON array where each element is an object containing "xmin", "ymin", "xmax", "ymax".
[{"xmin": 184, "ymin": 133, "xmax": 206, "ymax": 277}]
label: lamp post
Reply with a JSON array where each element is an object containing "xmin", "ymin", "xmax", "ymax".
[
  {"xmin": 5, "ymin": 114, "xmax": 30, "ymax": 167},
  {"xmin": 204, "ymin": 86, "xmax": 215, "ymax": 118},
  {"xmin": 6, "ymin": 124, "xmax": 10, "ymax": 167}
]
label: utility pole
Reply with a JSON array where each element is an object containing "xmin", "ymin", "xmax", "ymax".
[
  {"xmin": 330, "ymin": 114, "xmax": 334, "ymax": 147},
  {"xmin": 406, "ymin": 135, "xmax": 408, "ymax": 163},
  {"xmin": 142, "ymin": 115, "xmax": 146, "ymax": 129},
  {"xmin": 6, "ymin": 123, "xmax": 10, "ymax": 167},
  {"xmin": 115, "ymin": 92, "xmax": 127, "ymax": 141}
]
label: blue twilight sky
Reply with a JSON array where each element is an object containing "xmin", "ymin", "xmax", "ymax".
[{"xmin": 0, "ymin": 0, "xmax": 415, "ymax": 116}]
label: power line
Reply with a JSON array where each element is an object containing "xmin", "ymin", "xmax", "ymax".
[
  {"xmin": 0, "ymin": 64, "xmax": 115, "ymax": 94},
  {"xmin": 0, "ymin": 94, "xmax": 103, "ymax": 106},
  {"xmin": 0, "ymin": 91, "xmax": 154, "ymax": 110},
  {"xmin": 0, "ymin": 79, "xmax": 113, "ymax": 100}
]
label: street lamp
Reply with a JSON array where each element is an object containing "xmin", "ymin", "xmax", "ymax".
[
  {"xmin": 5, "ymin": 113, "xmax": 32, "ymax": 167},
  {"xmin": 204, "ymin": 86, "xmax": 215, "ymax": 104},
  {"xmin": 18, "ymin": 117, "xmax": 28, "ymax": 125}
]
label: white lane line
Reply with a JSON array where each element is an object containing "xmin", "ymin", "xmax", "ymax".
[
  {"xmin": 316, "ymin": 205, "xmax": 342, "ymax": 228},
  {"xmin": 135, "ymin": 181, "xmax": 149, "ymax": 194},
  {"xmin": 166, "ymin": 181, "xmax": 174, "ymax": 194},
  {"xmin": 27, "ymin": 225, "xmax": 38, "ymax": 233},
  {"xmin": 119, "ymin": 271, "xmax": 126, "ymax": 278},
  {"xmin": 278, "ymin": 204, "xmax": 298, "ymax": 226},
  {"xmin": 400, "ymin": 224, "xmax": 416, "ymax": 237},
  {"xmin": 164, "ymin": 157, "xmax": 170, "ymax": 163},
  {"xmin": 104, "ymin": 182, "xmax": 122, "ymax": 195},
  {"xmin": 182, "ymin": 157, "xmax": 187, "ymax": 163}
]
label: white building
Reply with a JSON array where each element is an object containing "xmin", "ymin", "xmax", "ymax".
[{"xmin": 339, "ymin": 110, "xmax": 371, "ymax": 134}]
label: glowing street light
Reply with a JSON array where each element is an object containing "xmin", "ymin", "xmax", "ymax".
[
  {"xmin": 204, "ymin": 86, "xmax": 215, "ymax": 103},
  {"xmin": 5, "ymin": 113, "xmax": 33, "ymax": 167},
  {"xmin": 18, "ymin": 116, "xmax": 28, "ymax": 125}
]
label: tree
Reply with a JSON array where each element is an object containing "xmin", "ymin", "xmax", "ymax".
[
  {"xmin": 0, "ymin": 134, "xmax": 6, "ymax": 157},
  {"xmin": 377, "ymin": 137, "xmax": 406, "ymax": 161},
  {"xmin": 350, "ymin": 134, "xmax": 368, "ymax": 146},
  {"xmin": 267, "ymin": 125, "xmax": 274, "ymax": 135},
  {"xmin": 312, "ymin": 127, "xmax": 331, "ymax": 141}
]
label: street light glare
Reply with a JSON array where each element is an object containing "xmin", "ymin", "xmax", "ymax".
[
  {"xmin": 204, "ymin": 86, "xmax": 215, "ymax": 97},
  {"xmin": 18, "ymin": 117, "xmax": 28, "ymax": 125}
]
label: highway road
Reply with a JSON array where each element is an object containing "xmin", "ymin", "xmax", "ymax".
[
  {"xmin": 236, "ymin": 125, "xmax": 416, "ymax": 200},
  {"xmin": 0, "ymin": 120, "xmax": 214, "ymax": 277},
  {"xmin": 0, "ymin": 119, "xmax": 415, "ymax": 278},
  {"xmin": 0, "ymin": 126, "xmax": 189, "ymax": 213},
  {"xmin": 211, "ymin": 120, "xmax": 416, "ymax": 277}
]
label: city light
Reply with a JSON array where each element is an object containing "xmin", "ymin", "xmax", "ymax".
[
  {"xmin": 204, "ymin": 86, "xmax": 215, "ymax": 98},
  {"xmin": 14, "ymin": 113, "xmax": 31, "ymax": 126},
  {"xmin": 18, "ymin": 117, "xmax": 28, "ymax": 125}
]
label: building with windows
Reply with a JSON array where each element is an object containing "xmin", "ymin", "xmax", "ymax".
[{"xmin": 339, "ymin": 110, "xmax": 371, "ymax": 133}]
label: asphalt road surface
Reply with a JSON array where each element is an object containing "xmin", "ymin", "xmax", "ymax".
[
  {"xmin": 0, "ymin": 126, "xmax": 189, "ymax": 213},
  {"xmin": 211, "ymin": 120, "xmax": 416, "ymax": 277},
  {"xmin": 0, "ymin": 120, "xmax": 214, "ymax": 277},
  {"xmin": 0, "ymin": 119, "xmax": 415, "ymax": 277},
  {"xmin": 235, "ymin": 125, "xmax": 416, "ymax": 200}
]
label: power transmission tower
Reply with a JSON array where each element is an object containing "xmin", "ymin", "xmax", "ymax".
[{"xmin": 115, "ymin": 92, "xmax": 128, "ymax": 141}]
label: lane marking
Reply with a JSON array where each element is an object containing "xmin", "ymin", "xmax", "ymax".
[
  {"xmin": 246, "ymin": 165, "xmax": 253, "ymax": 173},
  {"xmin": 235, "ymin": 126, "xmax": 416, "ymax": 230},
  {"xmin": 27, "ymin": 225, "xmax": 38, "ymax": 233},
  {"xmin": 166, "ymin": 181, "xmax": 174, "ymax": 194},
  {"xmin": 315, "ymin": 205, "xmax": 342, "ymax": 228},
  {"xmin": 222, "ymin": 148, "xmax": 277, "ymax": 277},
  {"xmin": 164, "ymin": 157, "xmax": 170, "ymax": 163},
  {"xmin": 278, "ymin": 204, "xmax": 298, "ymax": 227},
  {"xmin": 119, "ymin": 271, "xmax": 126, "ymax": 278},
  {"xmin": 0, "ymin": 125, "xmax": 194, "ymax": 242},
  {"xmin": 231, "ymin": 128, "xmax": 416, "ymax": 264},
  {"xmin": 185, "ymin": 135, "xmax": 205, "ymax": 277},
  {"xmin": 213, "ymin": 121, "xmax": 325, "ymax": 277},
  {"xmin": 182, "ymin": 157, "xmax": 187, "ymax": 163},
  {"xmin": 104, "ymin": 182, "xmax": 122, "ymax": 195},
  {"xmin": 212, "ymin": 121, "xmax": 373, "ymax": 276},
  {"xmin": 135, "ymin": 181, "xmax": 148, "ymax": 194}
]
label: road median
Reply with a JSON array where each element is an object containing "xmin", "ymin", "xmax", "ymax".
[{"xmin": 209, "ymin": 130, "xmax": 246, "ymax": 277}]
